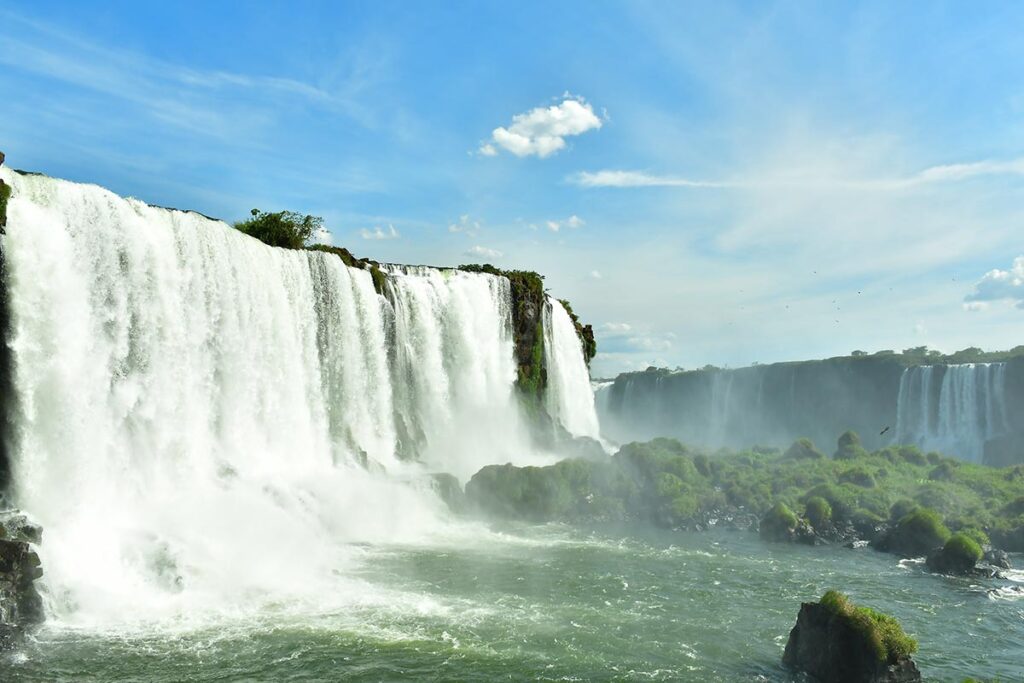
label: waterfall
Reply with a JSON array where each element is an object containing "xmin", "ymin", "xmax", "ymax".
[
  {"xmin": 0, "ymin": 168, "xmax": 590, "ymax": 625},
  {"xmin": 543, "ymin": 298, "xmax": 600, "ymax": 439},
  {"xmin": 894, "ymin": 363, "xmax": 1009, "ymax": 461}
]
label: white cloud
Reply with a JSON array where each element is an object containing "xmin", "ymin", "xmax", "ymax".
[
  {"xmin": 448, "ymin": 214, "xmax": 480, "ymax": 236},
  {"xmin": 600, "ymin": 322, "xmax": 632, "ymax": 333},
  {"xmin": 480, "ymin": 95, "xmax": 602, "ymax": 158},
  {"xmin": 465, "ymin": 245, "xmax": 503, "ymax": 259},
  {"xmin": 965, "ymin": 256, "xmax": 1024, "ymax": 309},
  {"xmin": 963, "ymin": 301, "xmax": 989, "ymax": 312},
  {"xmin": 359, "ymin": 224, "xmax": 399, "ymax": 240},
  {"xmin": 545, "ymin": 214, "xmax": 585, "ymax": 232},
  {"xmin": 311, "ymin": 227, "xmax": 334, "ymax": 246},
  {"xmin": 570, "ymin": 170, "xmax": 728, "ymax": 188},
  {"xmin": 589, "ymin": 270, "xmax": 603, "ymax": 279}
]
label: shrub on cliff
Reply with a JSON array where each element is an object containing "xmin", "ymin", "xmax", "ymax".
[
  {"xmin": 926, "ymin": 532, "xmax": 983, "ymax": 575},
  {"xmin": 760, "ymin": 502, "xmax": 799, "ymax": 540},
  {"xmin": 0, "ymin": 181, "xmax": 10, "ymax": 228},
  {"xmin": 235, "ymin": 209, "xmax": 323, "ymax": 249},
  {"xmin": 804, "ymin": 496, "xmax": 832, "ymax": 529},
  {"xmin": 784, "ymin": 438, "xmax": 825, "ymax": 460},
  {"xmin": 838, "ymin": 466, "xmax": 877, "ymax": 489},
  {"xmin": 879, "ymin": 507, "xmax": 951, "ymax": 557},
  {"xmin": 834, "ymin": 430, "xmax": 869, "ymax": 460},
  {"xmin": 818, "ymin": 590, "xmax": 918, "ymax": 662}
]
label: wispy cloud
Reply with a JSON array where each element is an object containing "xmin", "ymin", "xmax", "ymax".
[
  {"xmin": 448, "ymin": 214, "xmax": 480, "ymax": 236},
  {"xmin": 545, "ymin": 215, "xmax": 585, "ymax": 232},
  {"xmin": 480, "ymin": 95, "xmax": 603, "ymax": 158},
  {"xmin": 0, "ymin": 9, "xmax": 380, "ymax": 141},
  {"xmin": 571, "ymin": 170, "xmax": 730, "ymax": 188},
  {"xmin": 465, "ymin": 245, "xmax": 503, "ymax": 259},
  {"xmin": 571, "ymin": 157, "xmax": 1024, "ymax": 190},
  {"xmin": 359, "ymin": 224, "xmax": 400, "ymax": 240}
]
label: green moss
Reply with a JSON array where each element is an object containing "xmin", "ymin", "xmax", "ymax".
[
  {"xmin": 761, "ymin": 502, "xmax": 798, "ymax": 539},
  {"xmin": 819, "ymin": 590, "xmax": 917, "ymax": 663},
  {"xmin": 368, "ymin": 263, "xmax": 387, "ymax": 295},
  {"xmin": 805, "ymin": 496, "xmax": 832, "ymax": 528},
  {"xmin": 887, "ymin": 508, "xmax": 951, "ymax": 557},
  {"xmin": 0, "ymin": 180, "xmax": 10, "ymax": 228},
  {"xmin": 784, "ymin": 438, "xmax": 825, "ymax": 460},
  {"xmin": 943, "ymin": 532, "xmax": 983, "ymax": 565},
  {"xmin": 558, "ymin": 298, "xmax": 597, "ymax": 364},
  {"xmin": 835, "ymin": 430, "xmax": 870, "ymax": 460},
  {"xmin": 838, "ymin": 466, "xmax": 877, "ymax": 488},
  {"xmin": 958, "ymin": 527, "xmax": 990, "ymax": 547}
]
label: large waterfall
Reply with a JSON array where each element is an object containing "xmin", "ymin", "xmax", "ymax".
[
  {"xmin": 894, "ymin": 363, "xmax": 1010, "ymax": 462},
  {"xmin": 543, "ymin": 298, "xmax": 600, "ymax": 440},
  {"xmin": 0, "ymin": 168, "xmax": 593, "ymax": 625}
]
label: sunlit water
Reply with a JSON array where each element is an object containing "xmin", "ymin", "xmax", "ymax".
[{"xmin": 6, "ymin": 526, "xmax": 1021, "ymax": 682}]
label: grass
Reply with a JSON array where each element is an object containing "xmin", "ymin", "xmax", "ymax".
[{"xmin": 819, "ymin": 590, "xmax": 917, "ymax": 662}]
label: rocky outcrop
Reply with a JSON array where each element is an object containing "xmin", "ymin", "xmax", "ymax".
[
  {"xmin": 783, "ymin": 594, "xmax": 921, "ymax": 683},
  {"xmin": 0, "ymin": 511, "xmax": 44, "ymax": 648},
  {"xmin": 0, "ymin": 150, "xmax": 10, "ymax": 230}
]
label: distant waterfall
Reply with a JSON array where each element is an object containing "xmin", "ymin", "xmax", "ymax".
[
  {"xmin": 543, "ymin": 298, "xmax": 600, "ymax": 439},
  {"xmin": 894, "ymin": 363, "xmax": 1010, "ymax": 461},
  {"xmin": 0, "ymin": 168, "xmax": 590, "ymax": 624}
]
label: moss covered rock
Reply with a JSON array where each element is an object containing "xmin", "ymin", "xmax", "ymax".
[
  {"xmin": 875, "ymin": 508, "xmax": 951, "ymax": 558},
  {"xmin": 760, "ymin": 502, "xmax": 814, "ymax": 543},
  {"xmin": 926, "ymin": 532, "xmax": 983, "ymax": 576},
  {"xmin": 785, "ymin": 438, "xmax": 826, "ymax": 460},
  {"xmin": 805, "ymin": 496, "xmax": 833, "ymax": 529},
  {"xmin": 783, "ymin": 590, "xmax": 920, "ymax": 683},
  {"xmin": 835, "ymin": 430, "xmax": 870, "ymax": 460}
]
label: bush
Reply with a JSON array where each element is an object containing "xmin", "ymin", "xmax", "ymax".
[
  {"xmin": 944, "ymin": 533, "xmax": 983, "ymax": 565},
  {"xmin": 819, "ymin": 590, "xmax": 917, "ymax": 662},
  {"xmin": 958, "ymin": 527, "xmax": 990, "ymax": 547},
  {"xmin": 898, "ymin": 446, "xmax": 928, "ymax": 466},
  {"xmin": 805, "ymin": 496, "xmax": 833, "ymax": 529},
  {"xmin": 235, "ymin": 208, "xmax": 323, "ymax": 249},
  {"xmin": 838, "ymin": 467, "xmax": 876, "ymax": 489},
  {"xmin": 785, "ymin": 438, "xmax": 825, "ymax": 460},
  {"xmin": 883, "ymin": 508, "xmax": 951, "ymax": 557},
  {"xmin": 889, "ymin": 499, "xmax": 918, "ymax": 523},
  {"xmin": 760, "ymin": 502, "xmax": 799, "ymax": 540},
  {"xmin": 834, "ymin": 430, "xmax": 869, "ymax": 460},
  {"xmin": 929, "ymin": 461, "xmax": 957, "ymax": 481}
]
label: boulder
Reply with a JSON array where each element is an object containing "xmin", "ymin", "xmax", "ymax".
[
  {"xmin": 0, "ymin": 538, "xmax": 44, "ymax": 648},
  {"xmin": 983, "ymin": 547, "xmax": 1011, "ymax": 570},
  {"xmin": 429, "ymin": 473, "xmax": 466, "ymax": 514},
  {"xmin": 783, "ymin": 593, "xmax": 921, "ymax": 683}
]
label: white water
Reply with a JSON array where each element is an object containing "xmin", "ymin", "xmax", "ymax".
[
  {"xmin": 894, "ymin": 363, "xmax": 1010, "ymax": 462},
  {"xmin": 543, "ymin": 298, "xmax": 600, "ymax": 439},
  {"xmin": 0, "ymin": 169, "xmax": 576, "ymax": 627}
]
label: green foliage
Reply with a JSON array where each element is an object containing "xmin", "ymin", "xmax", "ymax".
[
  {"xmin": 943, "ymin": 532, "xmax": 983, "ymax": 565},
  {"xmin": 235, "ymin": 208, "xmax": 323, "ymax": 249},
  {"xmin": 834, "ymin": 430, "xmax": 869, "ymax": 460},
  {"xmin": 838, "ymin": 466, "xmax": 877, "ymax": 488},
  {"xmin": 819, "ymin": 590, "xmax": 917, "ymax": 663},
  {"xmin": 784, "ymin": 438, "xmax": 825, "ymax": 460},
  {"xmin": 804, "ymin": 496, "xmax": 832, "ymax": 528},
  {"xmin": 558, "ymin": 299, "xmax": 597, "ymax": 364},
  {"xmin": 760, "ymin": 502, "xmax": 798, "ymax": 539},
  {"xmin": 0, "ymin": 180, "xmax": 10, "ymax": 227},
  {"xmin": 464, "ymin": 434, "xmax": 1024, "ymax": 549},
  {"xmin": 886, "ymin": 508, "xmax": 951, "ymax": 557}
]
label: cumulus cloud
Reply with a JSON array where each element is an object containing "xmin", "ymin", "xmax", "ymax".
[
  {"xmin": 600, "ymin": 322, "xmax": 632, "ymax": 333},
  {"xmin": 545, "ymin": 214, "xmax": 585, "ymax": 232},
  {"xmin": 589, "ymin": 270, "xmax": 602, "ymax": 279},
  {"xmin": 465, "ymin": 245, "xmax": 503, "ymax": 259},
  {"xmin": 964, "ymin": 256, "xmax": 1024, "ymax": 309},
  {"xmin": 359, "ymin": 224, "xmax": 399, "ymax": 240},
  {"xmin": 448, "ymin": 214, "xmax": 480, "ymax": 236},
  {"xmin": 480, "ymin": 95, "xmax": 602, "ymax": 158}
]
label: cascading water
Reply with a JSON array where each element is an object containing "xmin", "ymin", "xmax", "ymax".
[
  {"xmin": 542, "ymin": 298, "xmax": 600, "ymax": 439},
  {"xmin": 894, "ymin": 363, "xmax": 1010, "ymax": 462},
  {"xmin": 0, "ymin": 168, "xmax": 582, "ymax": 627}
]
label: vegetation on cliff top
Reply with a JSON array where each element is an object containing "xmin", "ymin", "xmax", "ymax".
[
  {"xmin": 465, "ymin": 432, "xmax": 1024, "ymax": 552},
  {"xmin": 0, "ymin": 181, "xmax": 10, "ymax": 229},
  {"xmin": 818, "ymin": 590, "xmax": 917, "ymax": 662},
  {"xmin": 234, "ymin": 208, "xmax": 322, "ymax": 250}
]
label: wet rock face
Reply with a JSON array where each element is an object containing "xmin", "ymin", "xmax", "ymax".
[
  {"xmin": 0, "ymin": 513, "xmax": 45, "ymax": 648},
  {"xmin": 783, "ymin": 603, "xmax": 922, "ymax": 683}
]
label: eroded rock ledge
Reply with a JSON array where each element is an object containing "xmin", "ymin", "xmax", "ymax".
[{"xmin": 0, "ymin": 511, "xmax": 44, "ymax": 648}]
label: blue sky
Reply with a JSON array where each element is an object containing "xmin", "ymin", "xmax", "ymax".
[{"xmin": 2, "ymin": 1, "xmax": 1023, "ymax": 376}]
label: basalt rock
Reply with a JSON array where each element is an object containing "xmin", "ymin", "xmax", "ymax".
[
  {"xmin": 783, "ymin": 601, "xmax": 921, "ymax": 683},
  {"xmin": 0, "ymin": 511, "xmax": 45, "ymax": 648}
]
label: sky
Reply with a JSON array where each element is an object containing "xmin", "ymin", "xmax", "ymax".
[{"xmin": 1, "ymin": 1, "xmax": 1023, "ymax": 377}]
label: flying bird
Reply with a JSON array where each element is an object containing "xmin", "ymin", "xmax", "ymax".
[{"xmin": 879, "ymin": 426, "xmax": 891, "ymax": 436}]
